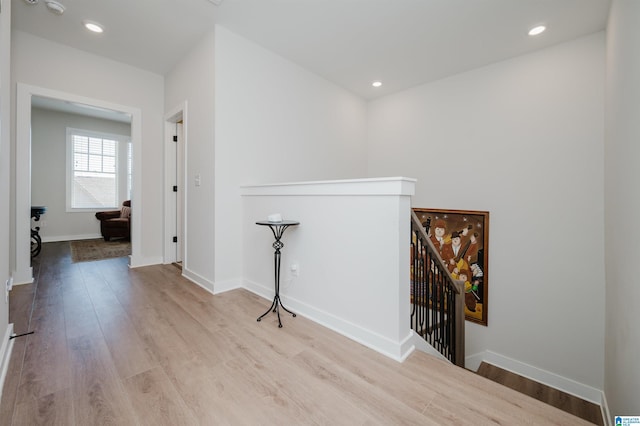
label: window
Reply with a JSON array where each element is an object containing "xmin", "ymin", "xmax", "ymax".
[
  {"xmin": 67, "ymin": 128, "xmax": 128, "ymax": 210},
  {"xmin": 127, "ymin": 141, "xmax": 132, "ymax": 200}
]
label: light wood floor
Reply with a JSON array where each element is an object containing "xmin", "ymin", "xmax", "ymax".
[{"xmin": 0, "ymin": 242, "xmax": 595, "ymax": 425}]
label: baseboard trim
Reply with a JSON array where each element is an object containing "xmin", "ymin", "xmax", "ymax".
[
  {"xmin": 243, "ymin": 278, "xmax": 272, "ymax": 300},
  {"xmin": 243, "ymin": 278, "xmax": 412, "ymax": 362},
  {"xmin": 467, "ymin": 350, "xmax": 604, "ymax": 407},
  {"xmin": 0, "ymin": 324, "xmax": 15, "ymax": 402},
  {"xmin": 411, "ymin": 330, "xmax": 449, "ymax": 363},
  {"xmin": 601, "ymin": 391, "xmax": 612, "ymax": 426},
  {"xmin": 11, "ymin": 267, "xmax": 33, "ymax": 286},
  {"xmin": 212, "ymin": 278, "xmax": 242, "ymax": 295},
  {"xmin": 41, "ymin": 233, "xmax": 102, "ymax": 243},
  {"xmin": 129, "ymin": 255, "xmax": 163, "ymax": 269},
  {"xmin": 181, "ymin": 267, "xmax": 215, "ymax": 295}
]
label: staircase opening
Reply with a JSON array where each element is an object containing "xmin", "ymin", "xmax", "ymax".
[{"xmin": 410, "ymin": 210, "xmax": 465, "ymax": 366}]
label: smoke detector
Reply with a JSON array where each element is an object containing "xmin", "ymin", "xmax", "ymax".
[{"xmin": 44, "ymin": 0, "xmax": 65, "ymax": 15}]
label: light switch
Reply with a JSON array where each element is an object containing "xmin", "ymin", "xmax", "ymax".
[{"xmin": 195, "ymin": 174, "xmax": 201, "ymax": 187}]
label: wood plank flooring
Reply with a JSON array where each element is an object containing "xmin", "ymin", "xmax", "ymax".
[
  {"xmin": 476, "ymin": 362, "xmax": 604, "ymax": 425},
  {"xmin": 1, "ymin": 242, "xmax": 596, "ymax": 425}
]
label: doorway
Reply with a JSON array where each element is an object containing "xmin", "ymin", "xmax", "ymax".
[
  {"xmin": 14, "ymin": 83, "xmax": 142, "ymax": 284},
  {"xmin": 164, "ymin": 103, "xmax": 186, "ymax": 267}
]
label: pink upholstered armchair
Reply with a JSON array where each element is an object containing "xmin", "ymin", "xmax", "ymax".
[{"xmin": 95, "ymin": 200, "xmax": 131, "ymax": 241}]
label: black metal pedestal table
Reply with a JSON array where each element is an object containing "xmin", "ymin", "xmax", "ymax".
[
  {"xmin": 31, "ymin": 206, "xmax": 47, "ymax": 257},
  {"xmin": 255, "ymin": 220, "xmax": 299, "ymax": 328}
]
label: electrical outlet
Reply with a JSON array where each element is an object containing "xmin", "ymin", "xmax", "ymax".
[{"xmin": 290, "ymin": 264, "xmax": 299, "ymax": 277}]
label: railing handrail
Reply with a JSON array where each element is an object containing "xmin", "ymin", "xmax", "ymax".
[
  {"xmin": 410, "ymin": 210, "xmax": 465, "ymax": 367},
  {"xmin": 410, "ymin": 210, "xmax": 461, "ymax": 295}
]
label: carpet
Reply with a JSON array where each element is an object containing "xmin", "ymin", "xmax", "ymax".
[{"xmin": 70, "ymin": 238, "xmax": 131, "ymax": 263}]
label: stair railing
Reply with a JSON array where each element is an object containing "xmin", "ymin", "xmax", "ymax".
[{"xmin": 410, "ymin": 210, "xmax": 465, "ymax": 367}]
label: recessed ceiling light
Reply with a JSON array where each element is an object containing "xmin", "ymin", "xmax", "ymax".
[
  {"xmin": 83, "ymin": 20, "xmax": 104, "ymax": 33},
  {"xmin": 372, "ymin": 81, "xmax": 382, "ymax": 88},
  {"xmin": 528, "ymin": 25, "xmax": 546, "ymax": 36}
]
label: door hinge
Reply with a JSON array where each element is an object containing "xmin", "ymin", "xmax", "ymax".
[
  {"xmin": 173, "ymin": 236, "xmax": 178, "ymax": 243},
  {"xmin": 173, "ymin": 135, "xmax": 178, "ymax": 142},
  {"xmin": 172, "ymin": 185, "xmax": 178, "ymax": 192}
]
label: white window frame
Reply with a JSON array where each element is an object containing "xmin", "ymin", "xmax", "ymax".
[
  {"xmin": 66, "ymin": 127, "xmax": 129, "ymax": 212},
  {"xmin": 127, "ymin": 141, "xmax": 133, "ymax": 201}
]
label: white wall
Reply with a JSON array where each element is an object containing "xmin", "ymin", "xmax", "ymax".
[
  {"xmin": 11, "ymin": 31, "xmax": 165, "ymax": 270},
  {"xmin": 0, "ymin": 0, "xmax": 13, "ymax": 391},
  {"xmin": 367, "ymin": 33, "xmax": 606, "ymax": 397},
  {"xmin": 31, "ymin": 108, "xmax": 131, "ymax": 242},
  {"xmin": 604, "ymin": 0, "xmax": 640, "ymax": 416},
  {"xmin": 213, "ymin": 26, "xmax": 368, "ymax": 291},
  {"xmin": 164, "ymin": 30, "xmax": 216, "ymax": 288},
  {"xmin": 242, "ymin": 178, "xmax": 415, "ymax": 360}
]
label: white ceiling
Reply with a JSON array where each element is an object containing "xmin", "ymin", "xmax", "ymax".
[{"xmin": 12, "ymin": 0, "xmax": 611, "ymax": 100}]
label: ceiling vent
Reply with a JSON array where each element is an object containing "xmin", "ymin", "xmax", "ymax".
[
  {"xmin": 22, "ymin": 0, "xmax": 65, "ymax": 14},
  {"xmin": 44, "ymin": 0, "xmax": 65, "ymax": 14}
]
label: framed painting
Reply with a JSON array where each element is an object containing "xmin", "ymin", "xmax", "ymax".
[{"xmin": 413, "ymin": 208, "xmax": 490, "ymax": 326}]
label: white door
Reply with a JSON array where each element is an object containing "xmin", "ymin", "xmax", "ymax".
[{"xmin": 164, "ymin": 108, "xmax": 186, "ymax": 266}]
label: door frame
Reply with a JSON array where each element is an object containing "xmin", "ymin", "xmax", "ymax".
[
  {"xmin": 163, "ymin": 102, "xmax": 187, "ymax": 266},
  {"xmin": 14, "ymin": 83, "xmax": 142, "ymax": 283}
]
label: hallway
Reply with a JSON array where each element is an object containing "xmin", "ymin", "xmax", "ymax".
[{"xmin": 0, "ymin": 242, "xmax": 593, "ymax": 425}]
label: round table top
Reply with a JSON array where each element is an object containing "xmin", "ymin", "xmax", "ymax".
[{"xmin": 256, "ymin": 220, "xmax": 299, "ymax": 226}]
